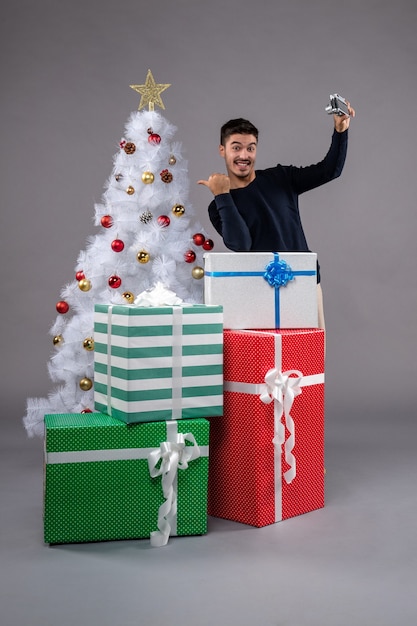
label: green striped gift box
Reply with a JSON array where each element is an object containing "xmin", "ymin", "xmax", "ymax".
[
  {"xmin": 94, "ymin": 303, "xmax": 223, "ymax": 424},
  {"xmin": 44, "ymin": 413, "xmax": 210, "ymax": 545}
]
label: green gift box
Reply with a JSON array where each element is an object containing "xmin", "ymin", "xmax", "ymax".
[
  {"xmin": 44, "ymin": 413, "xmax": 210, "ymax": 546},
  {"xmin": 94, "ymin": 303, "xmax": 223, "ymax": 423}
]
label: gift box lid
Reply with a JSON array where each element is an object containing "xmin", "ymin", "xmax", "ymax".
[
  {"xmin": 94, "ymin": 302, "xmax": 223, "ymax": 317},
  {"xmin": 44, "ymin": 413, "xmax": 210, "ymax": 454},
  {"xmin": 203, "ymin": 252, "xmax": 318, "ymax": 329},
  {"xmin": 203, "ymin": 251, "xmax": 317, "ymax": 275}
]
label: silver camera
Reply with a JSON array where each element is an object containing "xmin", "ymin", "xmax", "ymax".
[{"xmin": 325, "ymin": 93, "xmax": 349, "ymax": 117}]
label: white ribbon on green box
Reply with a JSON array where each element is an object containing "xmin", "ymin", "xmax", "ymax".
[
  {"xmin": 224, "ymin": 331, "xmax": 324, "ymax": 523},
  {"xmin": 104, "ymin": 305, "xmax": 194, "ymax": 419},
  {"xmin": 94, "ymin": 302, "xmax": 223, "ymax": 423},
  {"xmin": 46, "ymin": 420, "xmax": 208, "ymax": 547},
  {"xmin": 147, "ymin": 421, "xmax": 202, "ymax": 547}
]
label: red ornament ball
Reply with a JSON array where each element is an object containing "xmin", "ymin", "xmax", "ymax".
[
  {"xmin": 101, "ymin": 215, "xmax": 113, "ymax": 229},
  {"xmin": 184, "ymin": 250, "xmax": 196, "ymax": 263},
  {"xmin": 108, "ymin": 275, "xmax": 122, "ymax": 289},
  {"xmin": 111, "ymin": 239, "xmax": 125, "ymax": 253},
  {"xmin": 81, "ymin": 408, "xmax": 93, "ymax": 414},
  {"xmin": 75, "ymin": 270, "xmax": 85, "ymax": 281},
  {"xmin": 203, "ymin": 238, "xmax": 214, "ymax": 251},
  {"xmin": 193, "ymin": 233, "xmax": 205, "ymax": 246},
  {"xmin": 148, "ymin": 133, "xmax": 161, "ymax": 145},
  {"xmin": 56, "ymin": 300, "xmax": 69, "ymax": 314},
  {"xmin": 157, "ymin": 215, "xmax": 170, "ymax": 228}
]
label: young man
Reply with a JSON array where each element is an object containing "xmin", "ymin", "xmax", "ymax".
[{"xmin": 198, "ymin": 100, "xmax": 355, "ymax": 328}]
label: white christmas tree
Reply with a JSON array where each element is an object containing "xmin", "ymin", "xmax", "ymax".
[{"xmin": 24, "ymin": 70, "xmax": 214, "ymax": 438}]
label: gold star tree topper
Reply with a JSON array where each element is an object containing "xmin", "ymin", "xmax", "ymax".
[{"xmin": 130, "ymin": 69, "xmax": 171, "ymax": 111}]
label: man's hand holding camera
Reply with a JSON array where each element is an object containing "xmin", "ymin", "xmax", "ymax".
[{"xmin": 334, "ymin": 99, "xmax": 355, "ymax": 133}]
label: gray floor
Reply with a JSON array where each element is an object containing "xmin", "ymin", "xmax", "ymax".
[{"xmin": 1, "ymin": 403, "xmax": 416, "ymax": 626}]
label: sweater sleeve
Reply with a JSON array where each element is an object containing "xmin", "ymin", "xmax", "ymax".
[
  {"xmin": 288, "ymin": 129, "xmax": 348, "ymax": 195},
  {"xmin": 208, "ymin": 193, "xmax": 252, "ymax": 251}
]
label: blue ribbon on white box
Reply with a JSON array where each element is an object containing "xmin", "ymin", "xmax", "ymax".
[{"xmin": 205, "ymin": 253, "xmax": 316, "ymax": 327}]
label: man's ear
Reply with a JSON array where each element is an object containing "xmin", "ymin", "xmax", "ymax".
[{"xmin": 218, "ymin": 144, "xmax": 225, "ymax": 158}]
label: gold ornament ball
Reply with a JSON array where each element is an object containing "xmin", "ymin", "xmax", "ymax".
[
  {"xmin": 192, "ymin": 266, "xmax": 204, "ymax": 280},
  {"xmin": 168, "ymin": 155, "xmax": 177, "ymax": 165},
  {"xmin": 78, "ymin": 278, "xmax": 92, "ymax": 292},
  {"xmin": 83, "ymin": 337, "xmax": 95, "ymax": 351},
  {"xmin": 172, "ymin": 203, "xmax": 185, "ymax": 217},
  {"xmin": 126, "ymin": 185, "xmax": 135, "ymax": 195},
  {"xmin": 79, "ymin": 377, "xmax": 93, "ymax": 391},
  {"xmin": 53, "ymin": 334, "xmax": 63, "ymax": 346},
  {"xmin": 137, "ymin": 249, "xmax": 150, "ymax": 264},
  {"xmin": 141, "ymin": 171, "xmax": 154, "ymax": 184},
  {"xmin": 122, "ymin": 291, "xmax": 135, "ymax": 303}
]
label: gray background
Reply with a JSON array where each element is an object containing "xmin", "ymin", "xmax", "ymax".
[
  {"xmin": 2, "ymin": 0, "xmax": 416, "ymax": 416},
  {"xmin": 1, "ymin": 1, "xmax": 417, "ymax": 625}
]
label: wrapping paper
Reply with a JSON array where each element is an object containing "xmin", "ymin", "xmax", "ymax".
[
  {"xmin": 44, "ymin": 413, "xmax": 209, "ymax": 545},
  {"xmin": 208, "ymin": 328, "xmax": 325, "ymax": 527},
  {"xmin": 204, "ymin": 252, "xmax": 318, "ymax": 329},
  {"xmin": 94, "ymin": 303, "xmax": 223, "ymax": 423}
]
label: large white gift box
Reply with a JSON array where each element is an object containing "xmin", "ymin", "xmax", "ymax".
[{"xmin": 204, "ymin": 252, "xmax": 318, "ymax": 329}]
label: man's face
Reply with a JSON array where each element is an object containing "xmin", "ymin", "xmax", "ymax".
[{"xmin": 219, "ymin": 133, "xmax": 257, "ymax": 184}]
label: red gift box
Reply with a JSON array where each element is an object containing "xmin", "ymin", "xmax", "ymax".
[{"xmin": 208, "ymin": 328, "xmax": 325, "ymax": 527}]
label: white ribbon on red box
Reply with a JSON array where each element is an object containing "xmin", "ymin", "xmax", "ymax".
[
  {"xmin": 260, "ymin": 367, "xmax": 303, "ymax": 485},
  {"xmin": 224, "ymin": 331, "xmax": 324, "ymax": 522}
]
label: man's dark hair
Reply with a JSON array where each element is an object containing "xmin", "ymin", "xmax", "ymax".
[{"xmin": 220, "ymin": 118, "xmax": 259, "ymax": 146}]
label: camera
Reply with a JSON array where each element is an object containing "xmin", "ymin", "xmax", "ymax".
[{"xmin": 325, "ymin": 93, "xmax": 350, "ymax": 117}]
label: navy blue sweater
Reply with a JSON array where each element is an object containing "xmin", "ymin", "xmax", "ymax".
[{"xmin": 208, "ymin": 129, "xmax": 348, "ymax": 282}]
